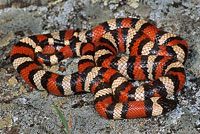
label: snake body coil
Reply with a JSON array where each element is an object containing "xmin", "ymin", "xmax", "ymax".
[{"xmin": 10, "ymin": 18, "xmax": 188, "ymax": 119}]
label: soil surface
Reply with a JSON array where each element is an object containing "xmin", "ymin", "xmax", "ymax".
[{"xmin": 0, "ymin": 0, "xmax": 199, "ymax": 133}]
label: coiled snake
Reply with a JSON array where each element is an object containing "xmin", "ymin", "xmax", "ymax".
[{"xmin": 10, "ymin": 18, "xmax": 188, "ymax": 119}]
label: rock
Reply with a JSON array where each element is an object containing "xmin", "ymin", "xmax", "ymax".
[
  {"xmin": 127, "ymin": 0, "xmax": 139, "ymax": 9},
  {"xmin": 0, "ymin": 32, "xmax": 14, "ymax": 47},
  {"xmin": 0, "ymin": 114, "xmax": 13, "ymax": 130},
  {"xmin": 8, "ymin": 76, "xmax": 18, "ymax": 86}
]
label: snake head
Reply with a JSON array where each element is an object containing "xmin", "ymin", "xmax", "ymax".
[{"xmin": 157, "ymin": 97, "xmax": 178, "ymax": 114}]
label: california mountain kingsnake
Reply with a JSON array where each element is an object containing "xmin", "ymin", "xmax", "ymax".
[{"xmin": 10, "ymin": 18, "xmax": 188, "ymax": 119}]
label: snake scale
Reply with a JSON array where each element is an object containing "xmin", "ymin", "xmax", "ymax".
[{"xmin": 10, "ymin": 18, "xmax": 188, "ymax": 119}]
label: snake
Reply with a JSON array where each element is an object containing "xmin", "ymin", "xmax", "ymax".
[{"xmin": 10, "ymin": 18, "xmax": 188, "ymax": 119}]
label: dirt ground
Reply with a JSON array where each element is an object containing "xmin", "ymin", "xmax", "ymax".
[{"xmin": 0, "ymin": 0, "xmax": 199, "ymax": 133}]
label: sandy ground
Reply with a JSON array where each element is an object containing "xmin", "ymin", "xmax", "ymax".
[{"xmin": 0, "ymin": 0, "xmax": 199, "ymax": 133}]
